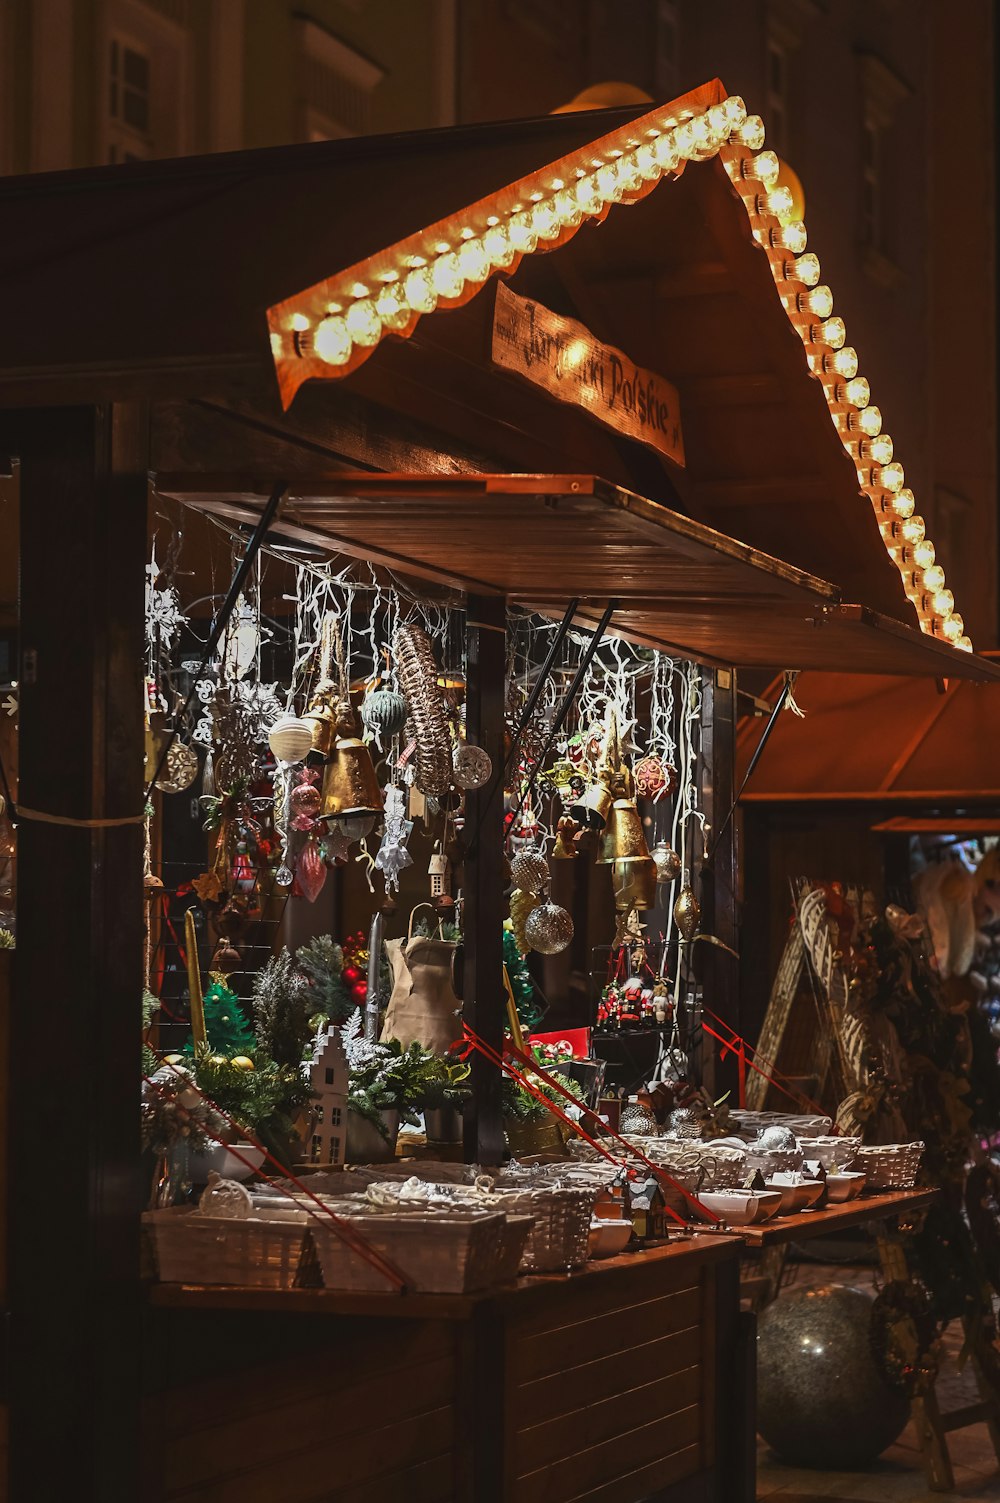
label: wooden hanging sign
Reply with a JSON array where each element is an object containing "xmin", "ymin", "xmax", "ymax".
[{"xmin": 491, "ymin": 282, "xmax": 684, "ymax": 466}]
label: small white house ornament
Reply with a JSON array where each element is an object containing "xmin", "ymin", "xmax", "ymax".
[{"xmin": 306, "ymin": 1025, "xmax": 349, "ymax": 1165}]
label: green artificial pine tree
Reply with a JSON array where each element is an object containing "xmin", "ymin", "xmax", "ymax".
[
  {"xmin": 503, "ymin": 925, "xmax": 545, "ymax": 1032},
  {"xmin": 188, "ymin": 980, "xmax": 256, "ymax": 1058},
  {"xmin": 294, "ymin": 934, "xmax": 354, "ymax": 1025}
]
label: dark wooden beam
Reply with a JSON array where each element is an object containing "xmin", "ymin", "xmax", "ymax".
[
  {"xmin": 462, "ymin": 594, "xmax": 506, "ymax": 1166},
  {"xmin": 7, "ymin": 404, "xmax": 146, "ymax": 1501},
  {"xmin": 697, "ymin": 667, "xmax": 740, "ymax": 1104}
]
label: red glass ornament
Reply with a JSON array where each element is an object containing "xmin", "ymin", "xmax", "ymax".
[
  {"xmin": 343, "ymin": 965, "xmax": 360, "ymax": 984},
  {"xmin": 353, "ymin": 981, "xmax": 368, "ymax": 1001}
]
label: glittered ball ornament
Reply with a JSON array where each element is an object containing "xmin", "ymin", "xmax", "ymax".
[
  {"xmin": 651, "ymin": 840, "xmax": 682, "ymax": 884},
  {"xmin": 290, "ymin": 782, "xmax": 322, "ymax": 821},
  {"xmin": 268, "ymin": 715, "xmax": 314, "ymax": 765},
  {"xmin": 524, "ymin": 901, "xmax": 574, "ymax": 955},
  {"xmin": 510, "ymin": 849, "xmax": 550, "ymax": 897},
  {"xmin": 360, "ymin": 688, "xmax": 408, "ymax": 741},
  {"xmin": 673, "ymin": 880, "xmax": 701, "ymax": 942},
  {"xmin": 452, "ymin": 740, "xmax": 493, "ymax": 791}
]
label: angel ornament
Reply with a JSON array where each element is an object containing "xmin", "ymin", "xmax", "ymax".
[{"xmin": 375, "ymin": 784, "xmax": 414, "ymax": 894}]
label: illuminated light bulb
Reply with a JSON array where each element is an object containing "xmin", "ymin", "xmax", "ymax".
[
  {"xmin": 507, "ymin": 214, "xmax": 539, "ymax": 254},
  {"xmin": 430, "ymin": 252, "xmax": 464, "ymax": 299},
  {"xmin": 652, "ymin": 133, "xmax": 680, "ymax": 171},
  {"xmin": 797, "ymin": 284, "xmax": 833, "ymax": 317},
  {"xmin": 756, "ymin": 184, "xmax": 794, "ymax": 218},
  {"xmin": 457, "ymin": 238, "xmax": 490, "ymax": 282},
  {"xmin": 595, "ymin": 162, "xmax": 624, "ymax": 202},
  {"xmin": 806, "ymin": 315, "xmax": 846, "ymax": 349},
  {"xmin": 706, "ymin": 102, "xmax": 733, "ymax": 137},
  {"xmin": 890, "ymin": 487, "xmax": 915, "ymax": 518},
  {"xmin": 824, "ymin": 346, "xmax": 859, "ymax": 379},
  {"xmin": 350, "ymin": 282, "xmax": 370, "ymax": 298},
  {"xmin": 792, "ymin": 253, "xmax": 821, "ymax": 287},
  {"xmin": 920, "ymin": 563, "xmax": 946, "ymax": 593},
  {"xmin": 735, "ymin": 114, "xmax": 765, "ymax": 149},
  {"xmin": 942, "ymin": 612, "xmax": 965, "ymax": 642},
  {"xmin": 957, "ymin": 636, "xmax": 973, "ymax": 652},
  {"xmin": 574, "ymin": 174, "xmax": 603, "ymax": 212},
  {"xmin": 634, "ymin": 142, "xmax": 661, "ymax": 180},
  {"xmin": 530, "ymin": 200, "xmax": 561, "ymax": 240},
  {"xmin": 877, "ymin": 461, "xmax": 904, "ymax": 492},
  {"xmin": 675, "ymin": 114, "xmax": 715, "ymax": 157},
  {"xmin": 313, "ymin": 315, "xmax": 352, "ymax": 366},
  {"xmin": 616, "ymin": 153, "xmax": 643, "ymax": 193},
  {"xmin": 403, "ymin": 265, "xmax": 438, "ymax": 313},
  {"xmin": 933, "ymin": 587, "xmax": 955, "ymax": 617},
  {"xmin": 723, "ymin": 95, "xmax": 748, "ymax": 129},
  {"xmin": 289, "ymin": 312, "xmax": 310, "ymax": 332},
  {"xmin": 553, "ymin": 189, "xmax": 583, "ymax": 227},
  {"xmin": 748, "ymin": 150, "xmax": 780, "ymax": 185},
  {"xmin": 482, "ymin": 225, "xmax": 515, "ymax": 268},
  {"xmin": 859, "ymin": 433, "xmax": 893, "ymax": 465},
  {"xmin": 900, "ymin": 514, "xmax": 925, "ymax": 545},
  {"xmin": 764, "ymin": 220, "xmax": 807, "ymax": 253},
  {"xmin": 344, "ymin": 298, "xmax": 382, "ymax": 347},
  {"xmin": 835, "ymin": 376, "xmax": 870, "ymax": 408},
  {"xmin": 913, "ymin": 538, "xmax": 936, "ymax": 570},
  {"xmin": 374, "ymin": 285, "xmax": 409, "ymax": 332}
]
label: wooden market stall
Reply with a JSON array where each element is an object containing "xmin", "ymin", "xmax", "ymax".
[{"xmin": 1, "ymin": 77, "xmax": 997, "ymax": 1503}]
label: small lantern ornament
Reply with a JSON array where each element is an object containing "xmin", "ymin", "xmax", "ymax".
[
  {"xmin": 524, "ymin": 901, "xmax": 574, "ymax": 955},
  {"xmin": 452, "ymin": 740, "xmax": 493, "ymax": 791},
  {"xmin": 428, "ymin": 842, "xmax": 451, "ymax": 901},
  {"xmin": 268, "ymin": 714, "xmax": 314, "ymax": 765}
]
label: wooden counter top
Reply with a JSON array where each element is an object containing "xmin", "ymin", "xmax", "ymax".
[
  {"xmin": 726, "ymin": 1187, "xmax": 938, "ymax": 1249},
  {"xmin": 148, "ymin": 1229, "xmax": 742, "ymax": 1320}
]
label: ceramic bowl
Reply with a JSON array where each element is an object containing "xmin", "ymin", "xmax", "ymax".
[
  {"xmin": 695, "ymin": 1190, "xmax": 769, "ymax": 1226},
  {"xmin": 187, "ymin": 1142, "xmax": 266, "ymax": 1183},
  {"xmin": 765, "ymin": 1177, "xmax": 823, "ymax": 1214},
  {"xmin": 797, "ymin": 1179, "xmax": 825, "ymax": 1211},
  {"xmin": 751, "ymin": 1189, "xmax": 784, "ymax": 1222},
  {"xmin": 588, "ymin": 1218, "xmax": 633, "ymax": 1258},
  {"xmin": 825, "ymin": 1171, "xmax": 867, "ymax": 1203}
]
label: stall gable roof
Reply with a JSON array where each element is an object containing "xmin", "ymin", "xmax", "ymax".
[
  {"xmin": 154, "ymin": 471, "xmax": 1000, "ymax": 682},
  {"xmin": 267, "ymin": 79, "xmax": 967, "ymax": 655}
]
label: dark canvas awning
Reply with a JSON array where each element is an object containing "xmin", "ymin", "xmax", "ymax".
[{"xmin": 153, "ymin": 471, "xmax": 1000, "ymax": 681}]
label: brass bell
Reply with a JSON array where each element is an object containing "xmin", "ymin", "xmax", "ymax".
[
  {"xmin": 612, "ymin": 856, "xmax": 657, "ymax": 911},
  {"xmin": 597, "ymin": 799, "xmax": 651, "ymax": 864},
  {"xmin": 320, "ymin": 708, "xmax": 384, "ymax": 819},
  {"xmin": 570, "ymin": 778, "xmax": 615, "ymax": 831}
]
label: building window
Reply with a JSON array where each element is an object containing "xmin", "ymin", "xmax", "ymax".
[
  {"xmin": 654, "ymin": 0, "xmax": 680, "ymax": 97},
  {"xmin": 294, "ymin": 17, "xmax": 384, "ymax": 142},
  {"xmin": 310, "ymin": 1133, "xmax": 322, "ymax": 1162},
  {"xmin": 766, "ymin": 36, "xmax": 788, "ymax": 154},
  {"xmin": 330, "ymin": 1106, "xmax": 342, "ymax": 1126},
  {"xmin": 325, "ymin": 1067, "xmax": 335, "ymax": 1085},
  {"xmin": 108, "ymin": 36, "xmax": 152, "ymax": 161}
]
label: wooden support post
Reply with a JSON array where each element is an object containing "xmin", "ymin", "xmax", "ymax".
[
  {"xmin": 462, "ymin": 594, "xmax": 506, "ymax": 1166},
  {"xmin": 6, "ymin": 405, "xmax": 147, "ymax": 1501},
  {"xmin": 699, "ymin": 667, "xmax": 740, "ymax": 1102}
]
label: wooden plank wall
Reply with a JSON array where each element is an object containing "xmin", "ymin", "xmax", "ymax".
[{"xmin": 503, "ymin": 1261, "xmax": 713, "ymax": 1503}]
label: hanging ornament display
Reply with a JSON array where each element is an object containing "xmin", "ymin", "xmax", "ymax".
[
  {"xmin": 612, "ymin": 856, "xmax": 657, "ymax": 912},
  {"xmin": 320, "ymin": 703, "xmax": 383, "ymax": 822},
  {"xmin": 524, "ymin": 902, "xmax": 574, "ymax": 955},
  {"xmin": 651, "ymin": 840, "xmax": 682, "ymax": 884},
  {"xmin": 268, "ymin": 714, "xmax": 314, "ymax": 765},
  {"xmin": 374, "ymin": 784, "xmax": 413, "ymax": 894},
  {"xmin": 510, "ymin": 888, "xmax": 540, "ymax": 955},
  {"xmin": 510, "ymin": 848, "xmax": 550, "ymax": 897},
  {"xmin": 393, "ymin": 622, "xmax": 452, "ymax": 796},
  {"xmin": 673, "ymin": 874, "xmax": 701, "ymax": 942},
  {"xmin": 290, "ymin": 777, "xmax": 322, "ymax": 828},
  {"xmin": 552, "ymin": 817, "xmax": 578, "ymax": 859},
  {"xmin": 452, "ymin": 740, "xmax": 492, "ymax": 791},
  {"xmin": 360, "ymin": 687, "xmax": 408, "ymax": 745},
  {"xmin": 633, "ymin": 754, "xmax": 676, "ymax": 802},
  {"xmin": 428, "ymin": 842, "xmax": 452, "ymax": 902}
]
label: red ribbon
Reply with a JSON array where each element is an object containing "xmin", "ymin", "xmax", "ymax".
[{"xmin": 700, "ymin": 1006, "xmax": 829, "ymax": 1119}]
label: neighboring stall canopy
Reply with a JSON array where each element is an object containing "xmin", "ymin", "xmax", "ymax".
[
  {"xmin": 154, "ymin": 472, "xmax": 1000, "ymax": 680},
  {"xmin": 0, "ymin": 80, "xmax": 966, "ymax": 653},
  {"xmin": 736, "ymin": 658, "xmax": 1000, "ymax": 800}
]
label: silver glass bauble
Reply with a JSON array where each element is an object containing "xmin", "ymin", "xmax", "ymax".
[
  {"xmin": 510, "ymin": 848, "xmax": 550, "ymax": 896},
  {"xmin": 524, "ymin": 901, "xmax": 574, "ymax": 955},
  {"xmin": 651, "ymin": 840, "xmax": 682, "ymax": 884}
]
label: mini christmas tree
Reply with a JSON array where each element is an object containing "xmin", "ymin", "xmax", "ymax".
[
  {"xmin": 186, "ymin": 979, "xmax": 256, "ymax": 1058},
  {"xmin": 504, "ymin": 924, "xmax": 544, "ymax": 1032}
]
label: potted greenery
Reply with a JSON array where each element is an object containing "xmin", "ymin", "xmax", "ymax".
[
  {"xmin": 346, "ymin": 1038, "xmax": 472, "ymax": 1160},
  {"xmin": 502, "ymin": 1059, "xmax": 585, "ymax": 1158}
]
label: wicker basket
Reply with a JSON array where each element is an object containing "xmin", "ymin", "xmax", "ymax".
[
  {"xmin": 310, "ymin": 1207, "xmax": 529, "ymax": 1294},
  {"xmin": 855, "ymin": 1142, "xmax": 924, "ymax": 1190},
  {"xmin": 744, "ymin": 1145, "xmax": 803, "ymax": 1177},
  {"xmin": 483, "ymin": 1186, "xmax": 595, "ymax": 1271},
  {"xmin": 626, "ymin": 1137, "xmax": 747, "ymax": 1190},
  {"xmin": 143, "ymin": 1206, "xmax": 319, "ymax": 1289},
  {"xmin": 800, "ymin": 1136, "xmax": 861, "ymax": 1172}
]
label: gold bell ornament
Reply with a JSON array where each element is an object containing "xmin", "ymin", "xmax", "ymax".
[
  {"xmin": 673, "ymin": 873, "xmax": 701, "ymax": 942},
  {"xmin": 320, "ymin": 700, "xmax": 383, "ymax": 828},
  {"xmin": 302, "ymin": 689, "xmax": 338, "ymax": 760},
  {"xmin": 612, "ymin": 856, "xmax": 657, "ymax": 911},
  {"xmin": 597, "ymin": 798, "xmax": 651, "ymax": 865}
]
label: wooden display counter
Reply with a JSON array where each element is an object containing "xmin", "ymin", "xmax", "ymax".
[
  {"xmin": 143, "ymin": 1234, "xmax": 750, "ymax": 1503},
  {"xmin": 732, "ymin": 1187, "xmax": 938, "ymax": 1250}
]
